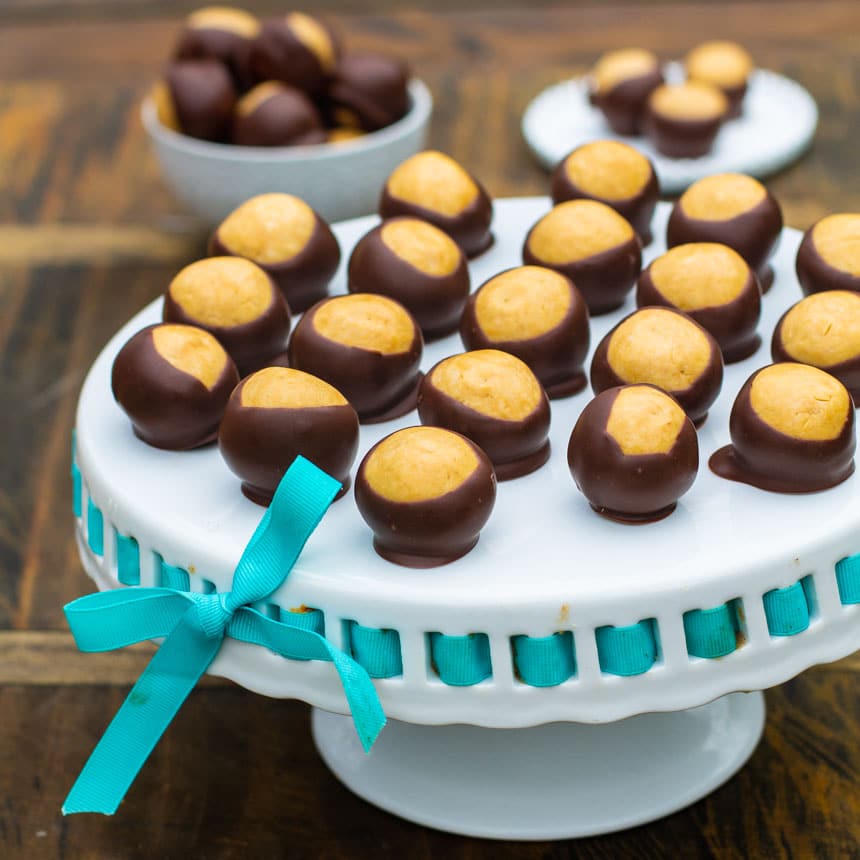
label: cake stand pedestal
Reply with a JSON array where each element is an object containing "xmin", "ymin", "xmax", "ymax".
[{"xmin": 313, "ymin": 693, "xmax": 764, "ymax": 840}]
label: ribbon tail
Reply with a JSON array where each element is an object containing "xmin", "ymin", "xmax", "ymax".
[{"xmin": 62, "ymin": 609, "xmax": 221, "ymax": 815}]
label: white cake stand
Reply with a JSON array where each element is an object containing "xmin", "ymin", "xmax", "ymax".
[
  {"xmin": 521, "ymin": 65, "xmax": 818, "ymax": 194},
  {"xmin": 73, "ymin": 199, "xmax": 860, "ymax": 839}
]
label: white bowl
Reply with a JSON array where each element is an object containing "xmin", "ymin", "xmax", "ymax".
[{"xmin": 141, "ymin": 79, "xmax": 432, "ymax": 225}]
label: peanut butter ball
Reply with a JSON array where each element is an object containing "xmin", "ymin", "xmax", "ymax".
[
  {"xmin": 218, "ymin": 366, "xmax": 359, "ymax": 505},
  {"xmin": 591, "ymin": 307, "xmax": 723, "ymax": 425},
  {"xmin": 326, "ymin": 52, "xmax": 410, "ymax": 132},
  {"xmin": 588, "ymin": 48, "xmax": 664, "ymax": 135},
  {"xmin": 158, "ymin": 59, "xmax": 237, "ymax": 141},
  {"xmin": 232, "ymin": 81, "xmax": 325, "ymax": 146},
  {"xmin": 568, "ymin": 384, "xmax": 699, "ymax": 523},
  {"xmin": 210, "ymin": 193, "xmax": 340, "ymax": 312},
  {"xmin": 522, "ymin": 199, "xmax": 642, "ymax": 315},
  {"xmin": 685, "ymin": 40, "xmax": 754, "ymax": 119},
  {"xmin": 418, "ymin": 349, "xmax": 551, "ymax": 480},
  {"xmin": 112, "ymin": 323, "xmax": 240, "ymax": 450},
  {"xmin": 379, "ymin": 151, "xmax": 494, "ymax": 258},
  {"xmin": 460, "ymin": 266, "xmax": 590, "ymax": 398},
  {"xmin": 355, "ymin": 426, "xmax": 497, "ymax": 567},
  {"xmin": 710, "ymin": 363, "xmax": 855, "ymax": 492},
  {"xmin": 644, "ymin": 81, "xmax": 728, "ymax": 158},
  {"xmin": 796, "ymin": 213, "xmax": 860, "ymax": 296}
]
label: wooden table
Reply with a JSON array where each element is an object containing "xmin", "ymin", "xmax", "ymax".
[{"xmin": 2, "ymin": 2, "xmax": 859, "ymax": 856}]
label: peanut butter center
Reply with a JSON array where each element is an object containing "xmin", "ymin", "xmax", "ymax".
[
  {"xmin": 187, "ymin": 6, "xmax": 260, "ymax": 37},
  {"xmin": 812, "ymin": 213, "xmax": 860, "ymax": 276},
  {"xmin": 685, "ymin": 40, "xmax": 753, "ymax": 89},
  {"xmin": 649, "ymin": 243, "xmax": 749, "ymax": 310},
  {"xmin": 592, "ymin": 48, "xmax": 659, "ymax": 94},
  {"xmin": 475, "ymin": 266, "xmax": 572, "ymax": 341},
  {"xmin": 606, "ymin": 385, "xmax": 686, "ymax": 455},
  {"xmin": 311, "ymin": 294, "xmax": 416, "ymax": 355},
  {"xmin": 750, "ymin": 363, "xmax": 850, "ymax": 441},
  {"xmin": 779, "ymin": 291, "xmax": 860, "ymax": 367},
  {"xmin": 329, "ymin": 127, "xmax": 364, "ymax": 144},
  {"xmin": 679, "ymin": 173, "xmax": 766, "ymax": 221},
  {"xmin": 563, "ymin": 140, "xmax": 652, "ymax": 201},
  {"xmin": 286, "ymin": 12, "xmax": 335, "ymax": 72},
  {"xmin": 152, "ymin": 80, "xmax": 180, "ymax": 131},
  {"xmin": 241, "ymin": 366, "xmax": 347, "ymax": 408},
  {"xmin": 386, "ymin": 151, "xmax": 479, "ymax": 218},
  {"xmin": 237, "ymin": 81, "xmax": 285, "ymax": 116},
  {"xmin": 649, "ymin": 82, "xmax": 728, "ymax": 120},
  {"xmin": 379, "ymin": 218, "xmax": 462, "ymax": 277},
  {"xmin": 607, "ymin": 308, "xmax": 713, "ymax": 393},
  {"xmin": 429, "ymin": 349, "xmax": 543, "ymax": 421},
  {"xmin": 151, "ymin": 324, "xmax": 227, "ymax": 390}
]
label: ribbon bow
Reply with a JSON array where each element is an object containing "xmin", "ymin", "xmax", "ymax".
[{"xmin": 63, "ymin": 456, "xmax": 386, "ymax": 815}]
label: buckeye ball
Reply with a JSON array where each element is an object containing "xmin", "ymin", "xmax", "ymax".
[
  {"xmin": 210, "ymin": 193, "xmax": 340, "ymax": 312},
  {"xmin": 379, "ymin": 150, "xmax": 494, "ymax": 258},
  {"xmin": 232, "ymin": 81, "xmax": 325, "ymax": 146},
  {"xmin": 418, "ymin": 349, "xmax": 551, "ymax": 480},
  {"xmin": 162, "ymin": 256, "xmax": 290, "ymax": 376},
  {"xmin": 354, "ymin": 426, "xmax": 497, "ymax": 568},
  {"xmin": 326, "ymin": 52, "xmax": 410, "ymax": 132},
  {"xmin": 636, "ymin": 243, "xmax": 761, "ymax": 363},
  {"xmin": 156, "ymin": 59, "xmax": 236, "ymax": 141},
  {"xmin": 551, "ymin": 140, "xmax": 659, "ymax": 246},
  {"xmin": 568, "ymin": 384, "xmax": 699, "ymax": 523},
  {"xmin": 112, "ymin": 323, "xmax": 239, "ymax": 450},
  {"xmin": 644, "ymin": 81, "xmax": 728, "ymax": 158},
  {"xmin": 685, "ymin": 40, "xmax": 754, "ymax": 119},
  {"xmin": 522, "ymin": 199, "xmax": 642, "ymax": 315},
  {"xmin": 218, "ymin": 366, "xmax": 359, "ymax": 505},
  {"xmin": 772, "ymin": 291, "xmax": 860, "ymax": 400},
  {"xmin": 591, "ymin": 307, "xmax": 723, "ymax": 425},
  {"xmin": 588, "ymin": 48, "xmax": 664, "ymax": 135},
  {"xmin": 459, "ymin": 266, "xmax": 590, "ymax": 398},
  {"xmin": 710, "ymin": 363, "xmax": 855, "ymax": 493},
  {"xmin": 667, "ymin": 173, "xmax": 783, "ymax": 292},
  {"xmin": 796, "ymin": 213, "xmax": 860, "ymax": 296},
  {"xmin": 288, "ymin": 293, "xmax": 423, "ymax": 423},
  {"xmin": 347, "ymin": 216, "xmax": 470, "ymax": 339}
]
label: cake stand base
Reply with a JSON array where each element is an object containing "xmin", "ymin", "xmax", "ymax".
[{"xmin": 312, "ymin": 691, "xmax": 765, "ymax": 840}]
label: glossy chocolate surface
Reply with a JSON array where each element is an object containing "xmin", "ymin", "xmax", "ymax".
[
  {"xmin": 643, "ymin": 109, "xmax": 724, "ymax": 158},
  {"xmin": 709, "ymin": 366, "xmax": 856, "ymax": 492},
  {"xmin": 591, "ymin": 68, "xmax": 664, "ymax": 135},
  {"xmin": 590, "ymin": 307, "xmax": 724, "ymax": 425},
  {"xmin": 796, "ymin": 227, "xmax": 860, "ymax": 296},
  {"xmin": 165, "ymin": 60, "xmax": 236, "ymax": 142},
  {"xmin": 568, "ymin": 385, "xmax": 699, "ymax": 522},
  {"xmin": 354, "ymin": 431, "xmax": 496, "ymax": 568},
  {"xmin": 173, "ymin": 20, "xmax": 256, "ymax": 91},
  {"xmin": 232, "ymin": 85, "xmax": 326, "ymax": 146},
  {"xmin": 288, "ymin": 297, "xmax": 424, "ymax": 423},
  {"xmin": 326, "ymin": 53, "xmax": 410, "ymax": 132},
  {"xmin": 111, "ymin": 324, "xmax": 240, "ymax": 450},
  {"xmin": 346, "ymin": 220, "xmax": 470, "ymax": 339}
]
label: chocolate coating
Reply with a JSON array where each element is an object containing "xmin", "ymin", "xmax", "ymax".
[
  {"xmin": 568, "ymin": 385, "xmax": 699, "ymax": 522},
  {"xmin": 709, "ymin": 364, "xmax": 856, "ymax": 493},
  {"xmin": 643, "ymin": 107, "xmax": 724, "ymax": 158},
  {"xmin": 232, "ymin": 83, "xmax": 326, "ymax": 146},
  {"xmin": 288, "ymin": 295, "xmax": 424, "ymax": 423},
  {"xmin": 636, "ymin": 246, "xmax": 762, "ymax": 363},
  {"xmin": 417, "ymin": 351, "xmax": 552, "ymax": 480},
  {"xmin": 347, "ymin": 217, "xmax": 470, "ymax": 339},
  {"xmin": 162, "ymin": 258, "xmax": 291, "ymax": 377},
  {"xmin": 667, "ymin": 176, "xmax": 783, "ymax": 293},
  {"xmin": 551, "ymin": 143, "xmax": 659, "ymax": 246},
  {"xmin": 326, "ymin": 53, "xmax": 410, "ymax": 132},
  {"xmin": 112, "ymin": 324, "xmax": 240, "ymax": 450},
  {"xmin": 590, "ymin": 307, "xmax": 724, "ymax": 425},
  {"xmin": 354, "ymin": 427, "xmax": 497, "ymax": 568},
  {"xmin": 218, "ymin": 369, "xmax": 359, "ymax": 505},
  {"xmin": 164, "ymin": 59, "xmax": 237, "ymax": 142},
  {"xmin": 591, "ymin": 68, "xmax": 664, "ymax": 136},
  {"xmin": 796, "ymin": 218, "xmax": 860, "ymax": 297},
  {"xmin": 460, "ymin": 266, "xmax": 591, "ymax": 398}
]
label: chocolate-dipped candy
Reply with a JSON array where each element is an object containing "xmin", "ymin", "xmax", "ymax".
[
  {"xmin": 162, "ymin": 256, "xmax": 291, "ymax": 376},
  {"xmin": 232, "ymin": 81, "xmax": 325, "ymax": 146},
  {"xmin": 250, "ymin": 13, "xmax": 338, "ymax": 97},
  {"xmin": 636, "ymin": 243, "xmax": 761, "ymax": 363},
  {"xmin": 218, "ymin": 366, "xmax": 359, "ymax": 505},
  {"xmin": 378, "ymin": 151, "xmax": 494, "ymax": 258},
  {"xmin": 522, "ymin": 199, "xmax": 642, "ymax": 315},
  {"xmin": 795, "ymin": 213, "xmax": 860, "ymax": 296},
  {"xmin": 643, "ymin": 81, "xmax": 728, "ymax": 158},
  {"xmin": 591, "ymin": 307, "xmax": 723, "ymax": 425},
  {"xmin": 326, "ymin": 53, "xmax": 410, "ymax": 132},
  {"xmin": 157, "ymin": 60, "xmax": 237, "ymax": 141},
  {"xmin": 588, "ymin": 48, "xmax": 664, "ymax": 135},
  {"xmin": 112, "ymin": 323, "xmax": 239, "ymax": 450},
  {"xmin": 771, "ymin": 291, "xmax": 860, "ymax": 400},
  {"xmin": 459, "ymin": 266, "xmax": 590, "ymax": 398},
  {"xmin": 710, "ymin": 363, "xmax": 856, "ymax": 492},
  {"xmin": 210, "ymin": 193, "xmax": 340, "ymax": 312},
  {"xmin": 685, "ymin": 40, "xmax": 753, "ymax": 119},
  {"xmin": 551, "ymin": 140, "xmax": 659, "ymax": 246},
  {"xmin": 354, "ymin": 426, "xmax": 496, "ymax": 567},
  {"xmin": 568, "ymin": 384, "xmax": 699, "ymax": 523},
  {"xmin": 328, "ymin": 126, "xmax": 364, "ymax": 144},
  {"xmin": 288, "ymin": 293, "xmax": 423, "ymax": 423},
  {"xmin": 417, "ymin": 349, "xmax": 551, "ymax": 480},
  {"xmin": 667, "ymin": 173, "xmax": 783, "ymax": 292},
  {"xmin": 173, "ymin": 6, "xmax": 259, "ymax": 91},
  {"xmin": 347, "ymin": 216, "xmax": 470, "ymax": 339}
]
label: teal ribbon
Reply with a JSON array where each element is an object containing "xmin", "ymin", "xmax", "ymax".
[{"xmin": 63, "ymin": 456, "xmax": 386, "ymax": 815}]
